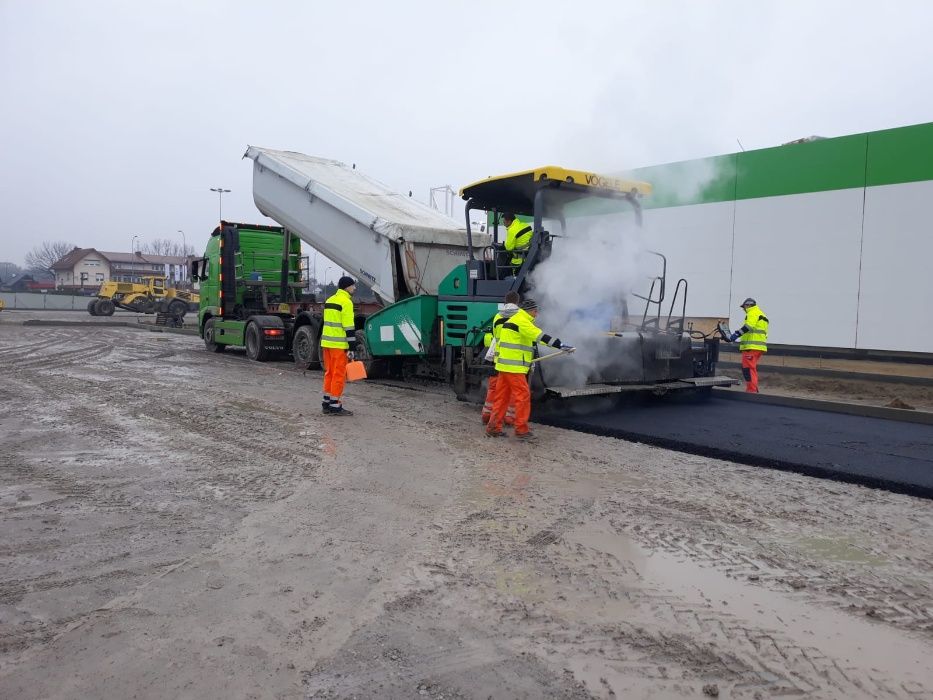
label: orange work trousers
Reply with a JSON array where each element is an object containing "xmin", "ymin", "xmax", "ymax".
[
  {"xmin": 488, "ymin": 372, "xmax": 531, "ymax": 435},
  {"xmin": 323, "ymin": 347, "xmax": 349, "ymax": 399},
  {"xmin": 741, "ymin": 350, "xmax": 763, "ymax": 393},
  {"xmin": 481, "ymin": 374, "xmax": 515, "ymax": 425}
]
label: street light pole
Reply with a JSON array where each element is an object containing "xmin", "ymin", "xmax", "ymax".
[
  {"xmin": 210, "ymin": 187, "xmax": 231, "ymax": 222},
  {"xmin": 132, "ymin": 235, "xmax": 139, "ymax": 253},
  {"xmin": 177, "ymin": 230, "xmax": 186, "ymax": 282}
]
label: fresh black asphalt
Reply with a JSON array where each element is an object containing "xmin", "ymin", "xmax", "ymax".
[{"xmin": 538, "ymin": 396, "xmax": 933, "ymax": 499}]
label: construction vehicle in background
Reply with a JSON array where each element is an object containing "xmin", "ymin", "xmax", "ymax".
[
  {"xmin": 191, "ymin": 149, "xmax": 734, "ymax": 402},
  {"xmin": 87, "ymin": 276, "xmax": 199, "ymax": 320}
]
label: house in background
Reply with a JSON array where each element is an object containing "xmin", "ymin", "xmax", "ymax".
[
  {"xmin": 51, "ymin": 248, "xmax": 190, "ymax": 289},
  {"xmin": 99, "ymin": 251, "xmax": 189, "ymax": 285},
  {"xmin": 52, "ymin": 248, "xmax": 108, "ymax": 289}
]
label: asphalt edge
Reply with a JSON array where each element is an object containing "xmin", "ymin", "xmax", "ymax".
[{"xmin": 714, "ymin": 388, "xmax": 933, "ymax": 426}]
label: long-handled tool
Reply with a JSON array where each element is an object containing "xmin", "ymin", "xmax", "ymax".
[{"xmin": 530, "ymin": 348, "xmax": 575, "ymax": 364}]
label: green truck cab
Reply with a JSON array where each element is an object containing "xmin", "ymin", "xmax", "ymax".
[{"xmin": 191, "ymin": 222, "xmax": 325, "ymax": 365}]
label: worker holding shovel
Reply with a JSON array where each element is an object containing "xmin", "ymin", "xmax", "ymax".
[
  {"xmin": 486, "ymin": 298, "xmax": 574, "ymax": 440},
  {"xmin": 320, "ymin": 276, "xmax": 358, "ymax": 416}
]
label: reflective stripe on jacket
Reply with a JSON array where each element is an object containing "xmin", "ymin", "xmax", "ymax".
[
  {"xmin": 320, "ymin": 288, "xmax": 356, "ymax": 350},
  {"xmin": 504, "ymin": 219, "xmax": 533, "ymax": 266},
  {"xmin": 482, "ymin": 304, "xmax": 519, "ymax": 347},
  {"xmin": 494, "ymin": 308, "xmax": 562, "ymax": 374},
  {"xmin": 738, "ymin": 305, "xmax": 768, "ymax": 352}
]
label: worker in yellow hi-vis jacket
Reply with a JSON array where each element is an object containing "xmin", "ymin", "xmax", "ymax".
[
  {"xmin": 320, "ymin": 276, "xmax": 357, "ymax": 415},
  {"xmin": 728, "ymin": 297, "xmax": 769, "ymax": 393}
]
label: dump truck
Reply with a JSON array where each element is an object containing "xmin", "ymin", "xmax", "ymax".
[
  {"xmin": 87, "ymin": 276, "xmax": 198, "ymax": 318},
  {"xmin": 194, "ymin": 149, "xmax": 734, "ymax": 401},
  {"xmin": 191, "ymin": 150, "xmax": 489, "ymax": 363}
]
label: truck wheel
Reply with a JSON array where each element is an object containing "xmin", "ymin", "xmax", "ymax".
[
  {"xmin": 95, "ymin": 299, "xmax": 115, "ymax": 316},
  {"xmin": 292, "ymin": 323, "xmax": 322, "ymax": 370},
  {"xmin": 87, "ymin": 299, "xmax": 99, "ymax": 316},
  {"xmin": 245, "ymin": 322, "xmax": 269, "ymax": 362},
  {"xmin": 204, "ymin": 318, "xmax": 225, "ymax": 353},
  {"xmin": 168, "ymin": 299, "xmax": 188, "ymax": 318}
]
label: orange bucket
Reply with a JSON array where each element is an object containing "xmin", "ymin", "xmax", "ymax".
[{"xmin": 346, "ymin": 360, "xmax": 368, "ymax": 382}]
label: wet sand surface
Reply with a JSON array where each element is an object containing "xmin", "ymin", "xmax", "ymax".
[{"xmin": 1, "ymin": 320, "xmax": 931, "ymax": 698}]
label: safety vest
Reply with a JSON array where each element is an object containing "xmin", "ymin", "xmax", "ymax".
[
  {"xmin": 739, "ymin": 305, "xmax": 768, "ymax": 353},
  {"xmin": 320, "ymin": 288, "xmax": 356, "ymax": 349},
  {"xmin": 482, "ymin": 305, "xmax": 519, "ymax": 347},
  {"xmin": 494, "ymin": 308, "xmax": 563, "ymax": 374},
  {"xmin": 504, "ymin": 219, "xmax": 533, "ymax": 266},
  {"xmin": 483, "ymin": 313, "xmax": 504, "ymax": 348}
]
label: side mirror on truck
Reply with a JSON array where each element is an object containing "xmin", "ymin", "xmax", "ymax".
[{"xmin": 191, "ymin": 258, "xmax": 209, "ymax": 282}]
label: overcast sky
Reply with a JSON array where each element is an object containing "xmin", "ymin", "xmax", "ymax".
[{"xmin": 2, "ymin": 0, "xmax": 932, "ymax": 268}]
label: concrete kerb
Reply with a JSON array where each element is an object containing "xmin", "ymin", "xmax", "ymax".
[{"xmin": 714, "ymin": 388, "xmax": 933, "ymax": 426}]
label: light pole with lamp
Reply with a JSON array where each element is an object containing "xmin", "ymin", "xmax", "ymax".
[
  {"xmin": 130, "ymin": 235, "xmax": 140, "ymax": 284},
  {"xmin": 177, "ymin": 229, "xmax": 187, "ymax": 283},
  {"xmin": 210, "ymin": 187, "xmax": 231, "ymax": 222}
]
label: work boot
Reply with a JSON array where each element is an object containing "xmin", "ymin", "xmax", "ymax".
[
  {"xmin": 515, "ymin": 431, "xmax": 536, "ymax": 442},
  {"xmin": 485, "ymin": 429, "xmax": 504, "ymax": 438},
  {"xmin": 328, "ymin": 404, "xmax": 353, "ymax": 416},
  {"xmin": 322, "ymin": 401, "xmax": 332, "ymax": 414}
]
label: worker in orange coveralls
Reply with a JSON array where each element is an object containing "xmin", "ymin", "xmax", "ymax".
[
  {"xmin": 481, "ymin": 290, "xmax": 521, "ymax": 426},
  {"xmin": 728, "ymin": 297, "xmax": 769, "ymax": 393},
  {"xmin": 320, "ymin": 276, "xmax": 357, "ymax": 415},
  {"xmin": 486, "ymin": 298, "xmax": 574, "ymax": 440}
]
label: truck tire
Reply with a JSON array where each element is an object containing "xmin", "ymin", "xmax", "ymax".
[
  {"xmin": 203, "ymin": 318, "xmax": 225, "ymax": 353},
  {"xmin": 168, "ymin": 299, "xmax": 188, "ymax": 318},
  {"xmin": 245, "ymin": 322, "xmax": 269, "ymax": 362},
  {"xmin": 292, "ymin": 323, "xmax": 322, "ymax": 370},
  {"xmin": 87, "ymin": 299, "xmax": 99, "ymax": 316},
  {"xmin": 95, "ymin": 299, "xmax": 115, "ymax": 316}
]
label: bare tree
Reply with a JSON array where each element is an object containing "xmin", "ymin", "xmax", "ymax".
[
  {"xmin": 25, "ymin": 241, "xmax": 75, "ymax": 276},
  {"xmin": 141, "ymin": 238, "xmax": 196, "ymax": 257}
]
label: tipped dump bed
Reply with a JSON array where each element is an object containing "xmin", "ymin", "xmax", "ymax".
[{"xmin": 245, "ymin": 147, "xmax": 489, "ymax": 303}]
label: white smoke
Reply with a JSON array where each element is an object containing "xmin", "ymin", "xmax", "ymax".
[
  {"xmin": 525, "ymin": 159, "xmax": 726, "ymax": 388},
  {"xmin": 528, "ymin": 208, "xmax": 652, "ymax": 387}
]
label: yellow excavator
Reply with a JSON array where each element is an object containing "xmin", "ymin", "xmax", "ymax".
[{"xmin": 87, "ymin": 276, "xmax": 199, "ymax": 319}]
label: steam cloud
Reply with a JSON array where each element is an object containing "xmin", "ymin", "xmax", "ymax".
[{"xmin": 526, "ymin": 160, "xmax": 722, "ymax": 388}]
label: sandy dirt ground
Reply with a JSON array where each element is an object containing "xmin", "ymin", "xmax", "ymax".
[{"xmin": 1, "ymin": 318, "xmax": 932, "ymax": 699}]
